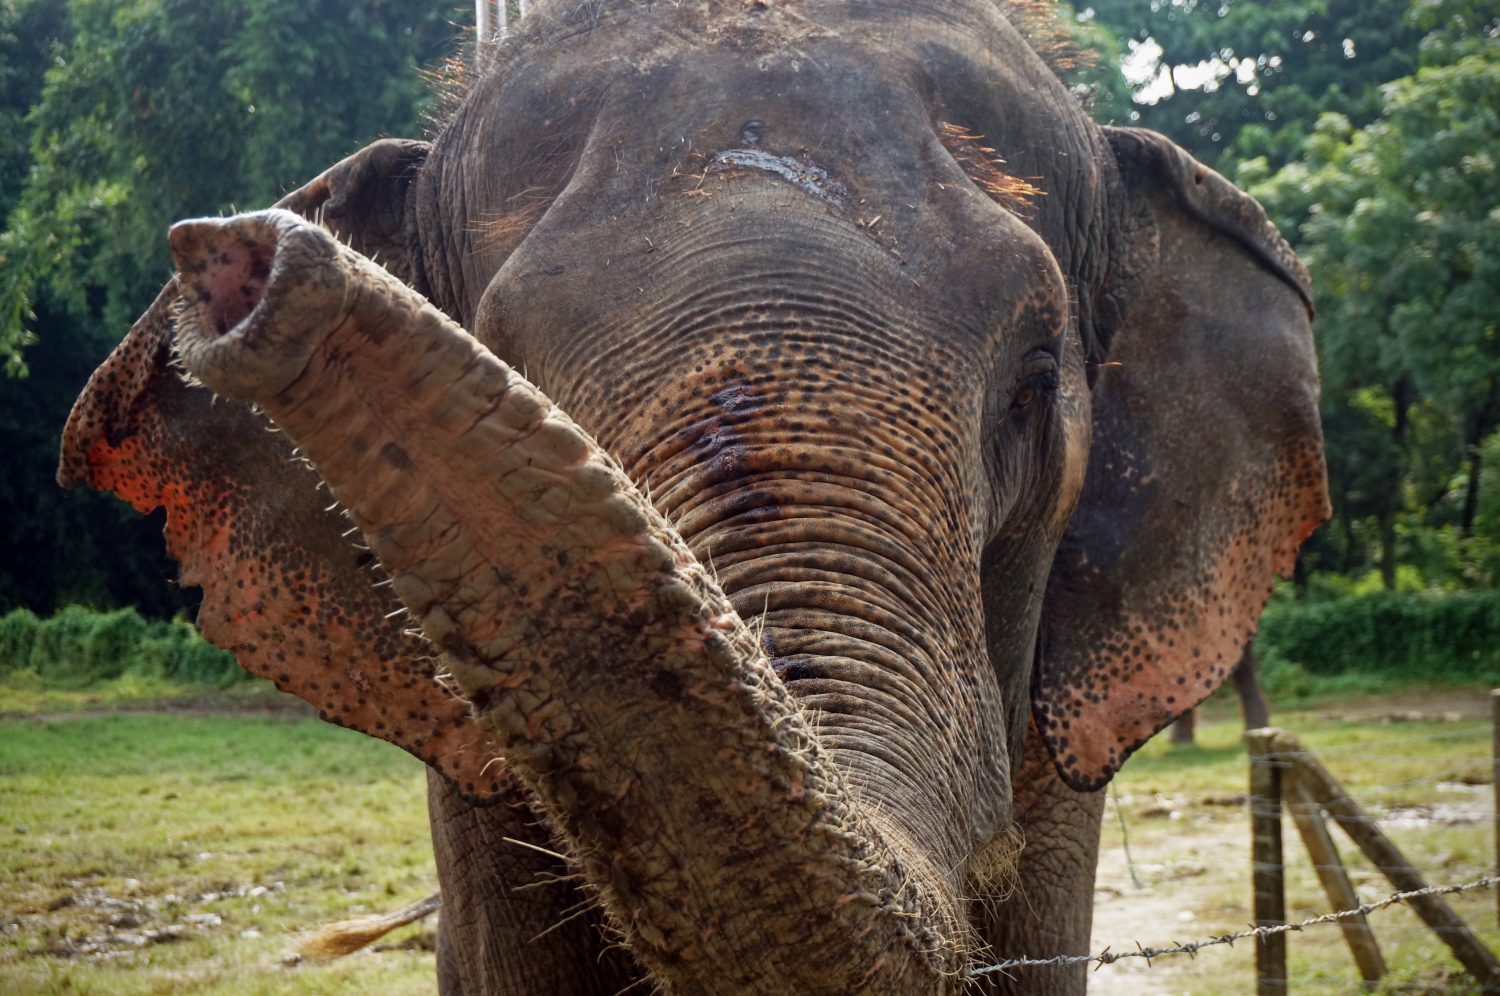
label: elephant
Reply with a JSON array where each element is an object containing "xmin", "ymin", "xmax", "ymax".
[{"xmin": 58, "ymin": 1, "xmax": 1329, "ymax": 992}]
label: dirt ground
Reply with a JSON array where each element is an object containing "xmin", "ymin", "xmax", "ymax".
[{"xmin": 1085, "ymin": 688, "xmax": 1494, "ymax": 994}]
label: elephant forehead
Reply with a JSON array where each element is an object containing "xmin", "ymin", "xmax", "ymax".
[{"xmin": 425, "ymin": 3, "xmax": 1110, "ymax": 350}]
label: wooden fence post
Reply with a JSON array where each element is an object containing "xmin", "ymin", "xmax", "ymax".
[
  {"xmin": 1248, "ymin": 728, "xmax": 1287, "ymax": 995},
  {"xmin": 1271, "ymin": 728, "xmax": 1500, "ymax": 987},
  {"xmin": 1286, "ymin": 781, "xmax": 1386, "ymax": 985},
  {"xmin": 1492, "ymin": 688, "xmax": 1499, "ymax": 929}
]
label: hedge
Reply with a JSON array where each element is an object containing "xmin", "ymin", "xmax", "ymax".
[
  {"xmin": 7, "ymin": 591, "xmax": 1500, "ymax": 692},
  {"xmin": 1255, "ymin": 589, "xmax": 1500, "ymax": 682},
  {"xmin": 0, "ymin": 606, "xmax": 244, "ymax": 687}
]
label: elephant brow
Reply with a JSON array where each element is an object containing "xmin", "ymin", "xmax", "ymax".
[{"xmin": 937, "ymin": 122, "xmax": 1044, "ymax": 215}]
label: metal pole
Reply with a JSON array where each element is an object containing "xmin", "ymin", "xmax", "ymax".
[{"xmin": 476, "ymin": 0, "xmax": 491, "ymax": 55}]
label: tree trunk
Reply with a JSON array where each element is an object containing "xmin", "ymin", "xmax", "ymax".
[
  {"xmin": 1169, "ymin": 708, "xmax": 1196, "ymax": 746},
  {"xmin": 1379, "ymin": 515, "xmax": 1397, "ymax": 590},
  {"xmin": 1461, "ymin": 445, "xmax": 1482, "ymax": 539},
  {"xmin": 1380, "ymin": 377, "xmax": 1411, "ymax": 591},
  {"xmin": 1233, "ymin": 645, "xmax": 1271, "ymax": 730}
]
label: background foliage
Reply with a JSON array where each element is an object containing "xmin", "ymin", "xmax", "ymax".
[
  {"xmin": 0, "ymin": 0, "xmax": 467, "ymax": 617},
  {"xmin": 0, "ymin": 604, "xmax": 240, "ymax": 687},
  {"xmin": 1, "ymin": 1, "xmax": 1497, "ymax": 688}
]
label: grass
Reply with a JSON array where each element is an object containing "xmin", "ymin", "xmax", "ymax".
[
  {"xmin": 0, "ymin": 709, "xmax": 435, "ymax": 994},
  {"xmin": 0, "ymin": 669, "xmax": 290, "ymax": 717},
  {"xmin": 2, "ymin": 680, "xmax": 1496, "ymax": 993}
]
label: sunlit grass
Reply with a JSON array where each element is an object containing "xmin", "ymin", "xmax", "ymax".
[
  {"xmin": 0, "ymin": 713, "xmax": 436, "ymax": 994},
  {"xmin": 0, "ymin": 669, "xmax": 288, "ymax": 716}
]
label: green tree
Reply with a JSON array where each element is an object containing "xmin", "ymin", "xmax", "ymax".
[
  {"xmin": 1084, "ymin": 0, "xmax": 1444, "ymax": 168},
  {"xmin": 0, "ymin": 0, "xmax": 467, "ymax": 616},
  {"xmin": 1251, "ymin": 46, "xmax": 1500, "ymax": 585},
  {"xmin": 2, "ymin": 0, "xmax": 464, "ymax": 364}
]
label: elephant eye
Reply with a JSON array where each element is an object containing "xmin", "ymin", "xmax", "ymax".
[{"xmin": 1010, "ymin": 352, "xmax": 1058, "ymax": 412}]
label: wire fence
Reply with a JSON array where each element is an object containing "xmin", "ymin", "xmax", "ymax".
[
  {"xmin": 967, "ymin": 874, "xmax": 1500, "ymax": 977},
  {"xmin": 972, "ymin": 707, "xmax": 1499, "ymax": 991}
]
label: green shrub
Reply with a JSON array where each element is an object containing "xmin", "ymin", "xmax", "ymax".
[
  {"xmin": 82, "ymin": 608, "xmax": 148, "ymax": 684},
  {"xmin": 1256, "ymin": 590, "xmax": 1500, "ymax": 684},
  {"xmin": 21, "ymin": 606, "xmax": 244, "ymax": 688},
  {"xmin": 31, "ymin": 604, "xmax": 103, "ymax": 688},
  {"xmin": 159, "ymin": 618, "xmax": 242, "ymax": 685},
  {"xmin": 131, "ymin": 632, "xmax": 175, "ymax": 680},
  {"xmin": 0, "ymin": 608, "xmax": 41, "ymax": 675}
]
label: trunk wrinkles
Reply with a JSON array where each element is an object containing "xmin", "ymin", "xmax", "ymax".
[
  {"xmin": 167, "ymin": 209, "xmax": 971, "ymax": 994},
  {"xmin": 509, "ymin": 239, "xmax": 1014, "ymax": 874}
]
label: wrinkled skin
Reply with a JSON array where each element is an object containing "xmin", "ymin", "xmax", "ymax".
[{"xmin": 59, "ymin": 2, "xmax": 1329, "ymax": 993}]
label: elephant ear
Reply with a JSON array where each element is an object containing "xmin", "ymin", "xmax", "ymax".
[
  {"xmin": 1034, "ymin": 127, "xmax": 1330, "ymax": 792},
  {"xmin": 57, "ymin": 142, "xmax": 512, "ymax": 802},
  {"xmin": 276, "ymin": 137, "xmax": 431, "ymax": 290}
]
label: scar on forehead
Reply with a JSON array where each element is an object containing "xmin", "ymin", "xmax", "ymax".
[{"xmin": 937, "ymin": 123, "xmax": 1044, "ymax": 216}]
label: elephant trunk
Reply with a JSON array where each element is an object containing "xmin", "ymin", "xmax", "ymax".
[{"xmin": 168, "ymin": 208, "xmax": 968, "ymax": 993}]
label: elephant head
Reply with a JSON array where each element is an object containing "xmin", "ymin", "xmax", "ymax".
[{"xmin": 60, "ymin": 2, "xmax": 1327, "ymax": 992}]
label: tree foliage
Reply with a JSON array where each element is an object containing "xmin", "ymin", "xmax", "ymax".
[
  {"xmin": 1250, "ymin": 40, "xmax": 1500, "ymax": 586},
  {"xmin": 0, "ymin": 0, "xmax": 466, "ymax": 617},
  {"xmin": 1, "ymin": 0, "xmax": 464, "ymax": 366},
  {"xmin": 0, "ymin": 0, "xmax": 1495, "ymax": 619},
  {"xmin": 1084, "ymin": 0, "xmax": 1460, "ymax": 168}
]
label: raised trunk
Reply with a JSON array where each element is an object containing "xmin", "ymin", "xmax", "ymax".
[{"xmin": 167, "ymin": 209, "xmax": 967, "ymax": 993}]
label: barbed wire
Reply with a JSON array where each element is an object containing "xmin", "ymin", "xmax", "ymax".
[
  {"xmin": 1276, "ymin": 725, "xmax": 1490, "ymax": 756},
  {"xmin": 1255, "ymin": 752, "xmax": 1489, "ymax": 769},
  {"xmin": 966, "ymin": 874, "xmax": 1500, "ymax": 978}
]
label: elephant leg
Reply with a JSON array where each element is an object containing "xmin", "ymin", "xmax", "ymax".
[
  {"xmin": 969, "ymin": 724, "xmax": 1105, "ymax": 996},
  {"xmin": 427, "ymin": 770, "xmax": 643, "ymax": 995}
]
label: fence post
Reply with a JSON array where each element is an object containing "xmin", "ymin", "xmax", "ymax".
[
  {"xmin": 1271, "ymin": 728, "xmax": 1500, "ymax": 987},
  {"xmin": 1492, "ymin": 688, "xmax": 1499, "ymax": 929},
  {"xmin": 1247, "ymin": 728, "xmax": 1287, "ymax": 995},
  {"xmin": 1286, "ymin": 781, "xmax": 1386, "ymax": 985}
]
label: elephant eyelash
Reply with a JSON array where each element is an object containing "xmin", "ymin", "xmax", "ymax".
[{"xmin": 936, "ymin": 123, "xmax": 1045, "ymax": 217}]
